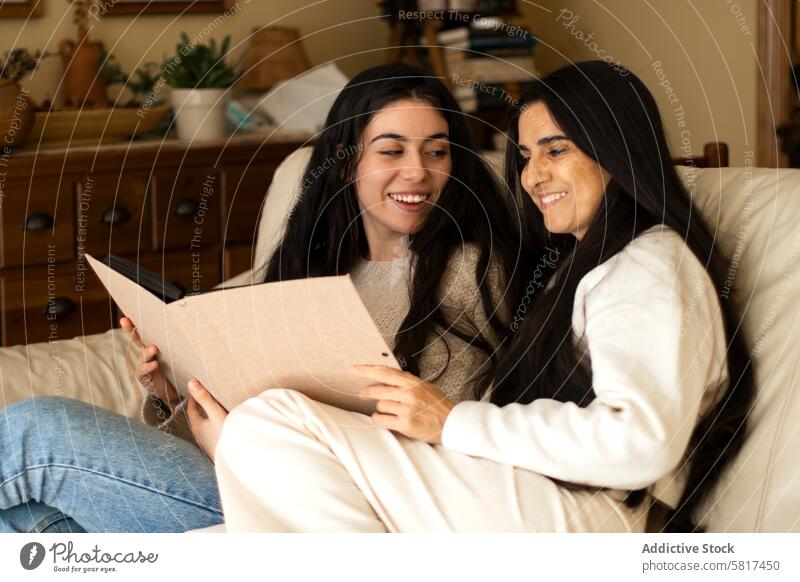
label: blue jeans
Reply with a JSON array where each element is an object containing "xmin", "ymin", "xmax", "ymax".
[
  {"xmin": 0, "ymin": 499, "xmax": 84, "ymax": 533},
  {"xmin": 0, "ymin": 397, "xmax": 223, "ymax": 533}
]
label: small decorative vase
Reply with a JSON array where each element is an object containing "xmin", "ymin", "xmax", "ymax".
[
  {"xmin": 170, "ymin": 88, "xmax": 229, "ymax": 141},
  {"xmin": 59, "ymin": 36, "xmax": 107, "ymax": 108},
  {"xmin": 0, "ymin": 79, "xmax": 35, "ymax": 148}
]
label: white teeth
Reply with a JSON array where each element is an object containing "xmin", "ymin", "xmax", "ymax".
[
  {"xmin": 390, "ymin": 193, "xmax": 428, "ymax": 203},
  {"xmin": 541, "ymin": 191, "xmax": 567, "ymax": 204}
]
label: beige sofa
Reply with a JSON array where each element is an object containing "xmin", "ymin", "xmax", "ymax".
[{"xmin": 0, "ymin": 148, "xmax": 798, "ymax": 532}]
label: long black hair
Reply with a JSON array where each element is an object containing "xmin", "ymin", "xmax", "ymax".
[
  {"xmin": 264, "ymin": 63, "xmax": 523, "ymax": 384},
  {"xmin": 490, "ymin": 60, "xmax": 754, "ymax": 532}
]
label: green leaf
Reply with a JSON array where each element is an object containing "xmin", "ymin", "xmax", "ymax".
[{"xmin": 164, "ymin": 31, "xmax": 239, "ymax": 88}]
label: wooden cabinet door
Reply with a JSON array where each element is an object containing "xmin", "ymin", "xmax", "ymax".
[
  {"xmin": 221, "ymin": 163, "xmax": 278, "ymax": 247},
  {"xmin": 152, "ymin": 169, "xmax": 221, "ymax": 251},
  {"xmin": 223, "ymin": 245, "xmax": 256, "ymax": 282},
  {"xmin": 1, "ymin": 263, "xmax": 114, "ymax": 346},
  {"xmin": 0, "ymin": 177, "xmax": 73, "ymax": 268},
  {"xmin": 76, "ymin": 172, "xmax": 153, "ymax": 258}
]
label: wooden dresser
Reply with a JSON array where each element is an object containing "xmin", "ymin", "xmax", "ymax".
[{"xmin": 0, "ymin": 134, "xmax": 306, "ymax": 347}]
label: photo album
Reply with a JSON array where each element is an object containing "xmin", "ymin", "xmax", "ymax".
[{"xmin": 87, "ymin": 254, "xmax": 399, "ymax": 414}]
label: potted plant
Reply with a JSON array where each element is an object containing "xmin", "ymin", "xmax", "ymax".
[
  {"xmin": 0, "ymin": 48, "xmax": 50, "ymax": 148},
  {"xmin": 163, "ymin": 33, "xmax": 241, "ymax": 141}
]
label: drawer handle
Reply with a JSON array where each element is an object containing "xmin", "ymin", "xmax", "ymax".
[
  {"xmin": 174, "ymin": 198, "xmax": 199, "ymax": 217},
  {"xmin": 43, "ymin": 297, "xmax": 76, "ymax": 317},
  {"xmin": 99, "ymin": 206, "xmax": 132, "ymax": 226},
  {"xmin": 21, "ymin": 212, "xmax": 54, "ymax": 231}
]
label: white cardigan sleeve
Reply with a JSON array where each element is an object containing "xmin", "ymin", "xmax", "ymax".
[{"xmin": 440, "ymin": 235, "xmax": 726, "ymax": 490}]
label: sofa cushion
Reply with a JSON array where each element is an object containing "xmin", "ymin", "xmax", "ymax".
[
  {"xmin": 250, "ymin": 147, "xmax": 313, "ymax": 280},
  {"xmin": 0, "ymin": 328, "xmax": 142, "ymax": 419},
  {"xmin": 679, "ymin": 165, "xmax": 800, "ymax": 532}
]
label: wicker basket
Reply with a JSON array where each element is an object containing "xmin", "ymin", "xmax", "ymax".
[{"xmin": 236, "ymin": 27, "xmax": 311, "ymax": 91}]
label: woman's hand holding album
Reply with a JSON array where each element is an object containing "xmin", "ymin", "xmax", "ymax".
[
  {"xmin": 186, "ymin": 379, "xmax": 228, "ymax": 463},
  {"xmin": 120, "ymin": 316, "xmax": 180, "ymax": 408}
]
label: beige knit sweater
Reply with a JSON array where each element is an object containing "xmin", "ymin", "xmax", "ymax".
[{"xmin": 140, "ymin": 244, "xmax": 505, "ymax": 445}]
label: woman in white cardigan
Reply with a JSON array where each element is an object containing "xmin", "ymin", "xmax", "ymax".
[{"xmin": 206, "ymin": 61, "xmax": 755, "ymax": 533}]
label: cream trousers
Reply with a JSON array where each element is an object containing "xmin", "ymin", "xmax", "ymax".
[{"xmin": 214, "ymin": 389, "xmax": 649, "ymax": 532}]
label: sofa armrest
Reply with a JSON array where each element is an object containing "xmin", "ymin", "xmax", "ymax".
[{"xmin": 0, "ymin": 328, "xmax": 143, "ymax": 418}]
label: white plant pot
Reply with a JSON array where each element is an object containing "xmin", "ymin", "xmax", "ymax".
[{"xmin": 170, "ymin": 88, "xmax": 229, "ymax": 141}]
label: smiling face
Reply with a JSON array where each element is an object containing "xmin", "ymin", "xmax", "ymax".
[
  {"xmin": 352, "ymin": 99, "xmax": 451, "ymax": 259},
  {"xmin": 518, "ymin": 101, "xmax": 611, "ymax": 240}
]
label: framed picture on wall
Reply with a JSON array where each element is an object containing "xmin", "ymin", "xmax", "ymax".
[
  {"xmin": 0, "ymin": 0, "xmax": 44, "ymax": 18},
  {"xmin": 102, "ymin": 1, "xmax": 231, "ymax": 16}
]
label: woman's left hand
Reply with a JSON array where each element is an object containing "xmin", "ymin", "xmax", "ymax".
[
  {"xmin": 352, "ymin": 365, "xmax": 454, "ymax": 445},
  {"xmin": 186, "ymin": 379, "xmax": 228, "ymax": 463}
]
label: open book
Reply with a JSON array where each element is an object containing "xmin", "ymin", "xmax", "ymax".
[{"xmin": 87, "ymin": 254, "xmax": 400, "ymax": 414}]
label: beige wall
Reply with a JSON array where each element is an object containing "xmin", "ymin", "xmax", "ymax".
[
  {"xmin": 3, "ymin": 0, "xmax": 388, "ymax": 105},
  {"xmin": 518, "ymin": 0, "xmax": 759, "ymax": 166},
  {"xmin": 4, "ymin": 1, "xmax": 758, "ymax": 165}
]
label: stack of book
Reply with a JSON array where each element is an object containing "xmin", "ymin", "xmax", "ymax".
[{"xmin": 435, "ymin": 21, "xmax": 539, "ymax": 112}]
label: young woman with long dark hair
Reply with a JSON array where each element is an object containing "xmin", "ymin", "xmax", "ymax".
[
  {"xmin": 0, "ymin": 63, "xmax": 521, "ymax": 533},
  {"xmin": 213, "ymin": 60, "xmax": 754, "ymax": 533}
]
